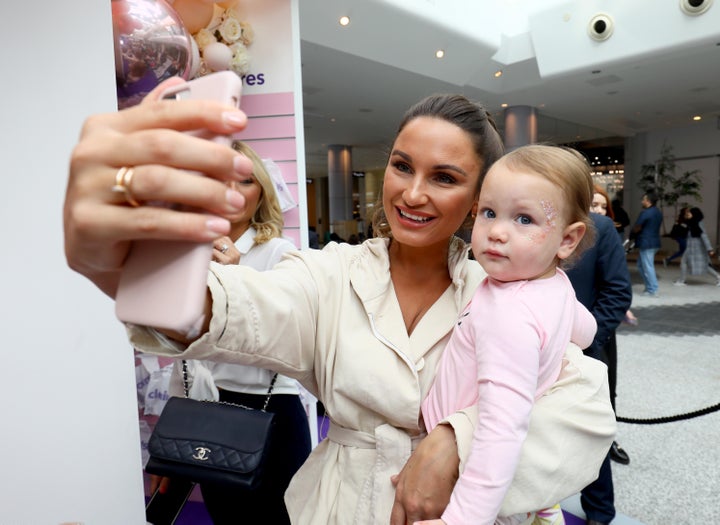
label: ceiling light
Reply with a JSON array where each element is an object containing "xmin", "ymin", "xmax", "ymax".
[
  {"xmin": 435, "ymin": 49, "xmax": 445, "ymax": 59},
  {"xmin": 339, "ymin": 16, "xmax": 350, "ymax": 26},
  {"xmin": 501, "ymin": 103, "xmax": 508, "ymax": 108},
  {"xmin": 693, "ymin": 115, "xmax": 702, "ymax": 121},
  {"xmin": 494, "ymin": 70, "xmax": 503, "ymax": 78}
]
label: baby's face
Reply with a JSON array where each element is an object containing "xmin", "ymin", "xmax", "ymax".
[{"xmin": 471, "ymin": 164, "xmax": 568, "ymax": 282}]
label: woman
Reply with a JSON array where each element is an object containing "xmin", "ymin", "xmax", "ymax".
[
  {"xmin": 674, "ymin": 207, "xmax": 720, "ymax": 286},
  {"xmin": 590, "ymin": 185, "xmax": 635, "ymax": 468},
  {"xmin": 591, "ymin": 186, "xmax": 638, "ymax": 327},
  {"xmin": 64, "ymin": 80, "xmax": 615, "ymax": 524},
  {"xmin": 174, "ymin": 141, "xmax": 311, "ymax": 524}
]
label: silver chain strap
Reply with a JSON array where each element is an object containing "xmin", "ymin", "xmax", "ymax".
[{"xmin": 181, "ymin": 360, "xmax": 277, "ymax": 412}]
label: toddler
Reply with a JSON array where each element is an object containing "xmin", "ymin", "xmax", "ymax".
[{"xmin": 418, "ymin": 145, "xmax": 598, "ymax": 525}]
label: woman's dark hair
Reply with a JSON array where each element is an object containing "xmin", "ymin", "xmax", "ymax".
[
  {"xmin": 677, "ymin": 207, "xmax": 688, "ymax": 223},
  {"xmin": 372, "ymin": 94, "xmax": 505, "ymax": 237},
  {"xmin": 687, "ymin": 207, "xmax": 705, "ymax": 237}
]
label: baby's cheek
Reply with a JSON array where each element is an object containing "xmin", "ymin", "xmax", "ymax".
[{"xmin": 525, "ymin": 229, "xmax": 547, "ymax": 244}]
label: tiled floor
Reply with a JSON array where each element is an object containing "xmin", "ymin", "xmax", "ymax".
[{"xmin": 562, "ymin": 261, "xmax": 720, "ymax": 524}]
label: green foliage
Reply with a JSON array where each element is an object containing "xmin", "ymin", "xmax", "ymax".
[{"xmin": 637, "ymin": 141, "xmax": 703, "ymax": 218}]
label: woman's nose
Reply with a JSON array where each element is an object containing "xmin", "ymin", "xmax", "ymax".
[{"xmin": 402, "ymin": 176, "xmax": 429, "ymax": 206}]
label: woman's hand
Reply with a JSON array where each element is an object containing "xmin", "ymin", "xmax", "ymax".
[
  {"xmin": 149, "ymin": 474, "xmax": 170, "ymax": 495},
  {"xmin": 212, "ymin": 235, "xmax": 240, "ymax": 265},
  {"xmin": 390, "ymin": 424, "xmax": 459, "ymax": 525},
  {"xmin": 63, "ymin": 77, "xmax": 253, "ymax": 297}
]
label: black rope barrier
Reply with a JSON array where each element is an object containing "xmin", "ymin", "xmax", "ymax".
[{"xmin": 616, "ymin": 401, "xmax": 720, "ymax": 424}]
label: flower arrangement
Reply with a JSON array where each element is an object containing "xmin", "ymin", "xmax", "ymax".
[{"xmin": 192, "ymin": 2, "xmax": 254, "ymax": 78}]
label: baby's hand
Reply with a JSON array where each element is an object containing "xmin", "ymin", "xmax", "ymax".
[{"xmin": 413, "ymin": 520, "xmax": 446, "ymax": 525}]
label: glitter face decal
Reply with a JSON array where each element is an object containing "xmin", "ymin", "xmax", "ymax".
[{"xmin": 540, "ymin": 199, "xmax": 558, "ymax": 233}]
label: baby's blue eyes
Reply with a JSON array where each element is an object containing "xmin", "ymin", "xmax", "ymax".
[{"xmin": 480, "ymin": 210, "xmax": 533, "ymax": 225}]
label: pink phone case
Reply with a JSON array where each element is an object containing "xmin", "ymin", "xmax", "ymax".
[{"xmin": 115, "ymin": 72, "xmax": 243, "ymax": 336}]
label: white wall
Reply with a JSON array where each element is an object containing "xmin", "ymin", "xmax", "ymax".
[
  {"xmin": 0, "ymin": 2, "xmax": 145, "ymax": 524},
  {"xmin": 624, "ymin": 120, "xmax": 720, "ymax": 246}
]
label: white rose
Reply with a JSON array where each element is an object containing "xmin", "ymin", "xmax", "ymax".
[
  {"xmin": 194, "ymin": 28, "xmax": 216, "ymax": 51},
  {"xmin": 219, "ymin": 16, "xmax": 242, "ymax": 43},
  {"xmin": 230, "ymin": 43, "xmax": 251, "ymax": 76},
  {"xmin": 240, "ymin": 21, "xmax": 254, "ymax": 46}
]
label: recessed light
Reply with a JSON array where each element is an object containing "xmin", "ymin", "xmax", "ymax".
[
  {"xmin": 435, "ymin": 49, "xmax": 445, "ymax": 59},
  {"xmin": 693, "ymin": 115, "xmax": 702, "ymax": 121},
  {"xmin": 494, "ymin": 70, "xmax": 503, "ymax": 78},
  {"xmin": 501, "ymin": 103, "xmax": 508, "ymax": 108},
  {"xmin": 339, "ymin": 16, "xmax": 350, "ymax": 26}
]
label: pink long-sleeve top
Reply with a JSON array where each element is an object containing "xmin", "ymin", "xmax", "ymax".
[{"xmin": 421, "ymin": 269, "xmax": 596, "ymax": 525}]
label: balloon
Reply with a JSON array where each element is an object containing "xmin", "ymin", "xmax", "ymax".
[
  {"xmin": 171, "ymin": 0, "xmax": 214, "ymax": 34},
  {"xmin": 113, "ymin": 0, "xmax": 193, "ymax": 109},
  {"xmin": 202, "ymin": 42, "xmax": 232, "ymax": 71}
]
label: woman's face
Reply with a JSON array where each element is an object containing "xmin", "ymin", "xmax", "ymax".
[
  {"xmin": 226, "ymin": 176, "xmax": 262, "ymax": 230},
  {"xmin": 382, "ymin": 116, "xmax": 482, "ymax": 250},
  {"xmin": 591, "ymin": 192, "xmax": 608, "ymax": 216}
]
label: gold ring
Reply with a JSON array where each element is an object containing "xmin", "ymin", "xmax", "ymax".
[{"xmin": 111, "ymin": 166, "xmax": 140, "ymax": 207}]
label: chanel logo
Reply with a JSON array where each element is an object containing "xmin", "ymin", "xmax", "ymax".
[{"xmin": 192, "ymin": 447, "xmax": 212, "ymax": 461}]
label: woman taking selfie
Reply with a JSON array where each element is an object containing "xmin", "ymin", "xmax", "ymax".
[{"xmin": 64, "ymin": 79, "xmax": 615, "ymax": 524}]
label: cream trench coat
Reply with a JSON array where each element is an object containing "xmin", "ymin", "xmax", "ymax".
[{"xmin": 129, "ymin": 237, "xmax": 616, "ymax": 525}]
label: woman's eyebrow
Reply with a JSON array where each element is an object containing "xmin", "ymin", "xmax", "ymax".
[{"xmin": 390, "ymin": 149, "xmax": 468, "ymax": 177}]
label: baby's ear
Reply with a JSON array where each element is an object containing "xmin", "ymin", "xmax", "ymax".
[{"xmin": 557, "ymin": 222, "xmax": 586, "ymax": 260}]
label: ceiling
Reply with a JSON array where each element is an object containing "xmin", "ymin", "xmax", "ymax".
[{"xmin": 296, "ymin": 0, "xmax": 720, "ymax": 177}]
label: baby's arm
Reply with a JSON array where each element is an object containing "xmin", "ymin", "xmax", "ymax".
[
  {"xmin": 441, "ymin": 300, "xmax": 541, "ymax": 524},
  {"xmin": 571, "ymin": 300, "xmax": 597, "ymax": 350}
]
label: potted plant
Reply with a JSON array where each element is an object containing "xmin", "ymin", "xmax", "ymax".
[{"xmin": 636, "ymin": 141, "xmax": 703, "ymax": 234}]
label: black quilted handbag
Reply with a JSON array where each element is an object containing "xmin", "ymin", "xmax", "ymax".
[{"xmin": 145, "ymin": 361, "xmax": 277, "ymax": 490}]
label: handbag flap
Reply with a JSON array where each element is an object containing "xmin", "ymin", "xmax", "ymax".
[{"xmin": 148, "ymin": 397, "xmax": 274, "ymax": 474}]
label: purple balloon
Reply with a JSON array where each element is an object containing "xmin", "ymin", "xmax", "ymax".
[{"xmin": 112, "ymin": 0, "xmax": 192, "ymax": 109}]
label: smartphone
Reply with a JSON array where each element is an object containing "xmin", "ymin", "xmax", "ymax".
[
  {"xmin": 145, "ymin": 479, "xmax": 196, "ymax": 525},
  {"xmin": 115, "ymin": 71, "xmax": 243, "ymax": 336}
]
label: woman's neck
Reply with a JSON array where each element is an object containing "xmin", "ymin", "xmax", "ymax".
[{"xmin": 388, "ymin": 238, "xmax": 450, "ymax": 278}]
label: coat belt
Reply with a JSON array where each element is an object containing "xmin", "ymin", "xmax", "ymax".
[{"xmin": 327, "ymin": 422, "xmax": 425, "ymax": 525}]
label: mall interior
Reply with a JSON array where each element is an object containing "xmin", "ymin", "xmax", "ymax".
[
  {"xmin": 164, "ymin": 2, "xmax": 720, "ymax": 524},
  {"xmin": 298, "ymin": 1, "xmax": 720, "ymax": 255},
  {"xmin": 158, "ymin": 2, "xmax": 720, "ymax": 524},
  {"xmin": 3, "ymin": 1, "xmax": 719, "ymax": 524}
]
